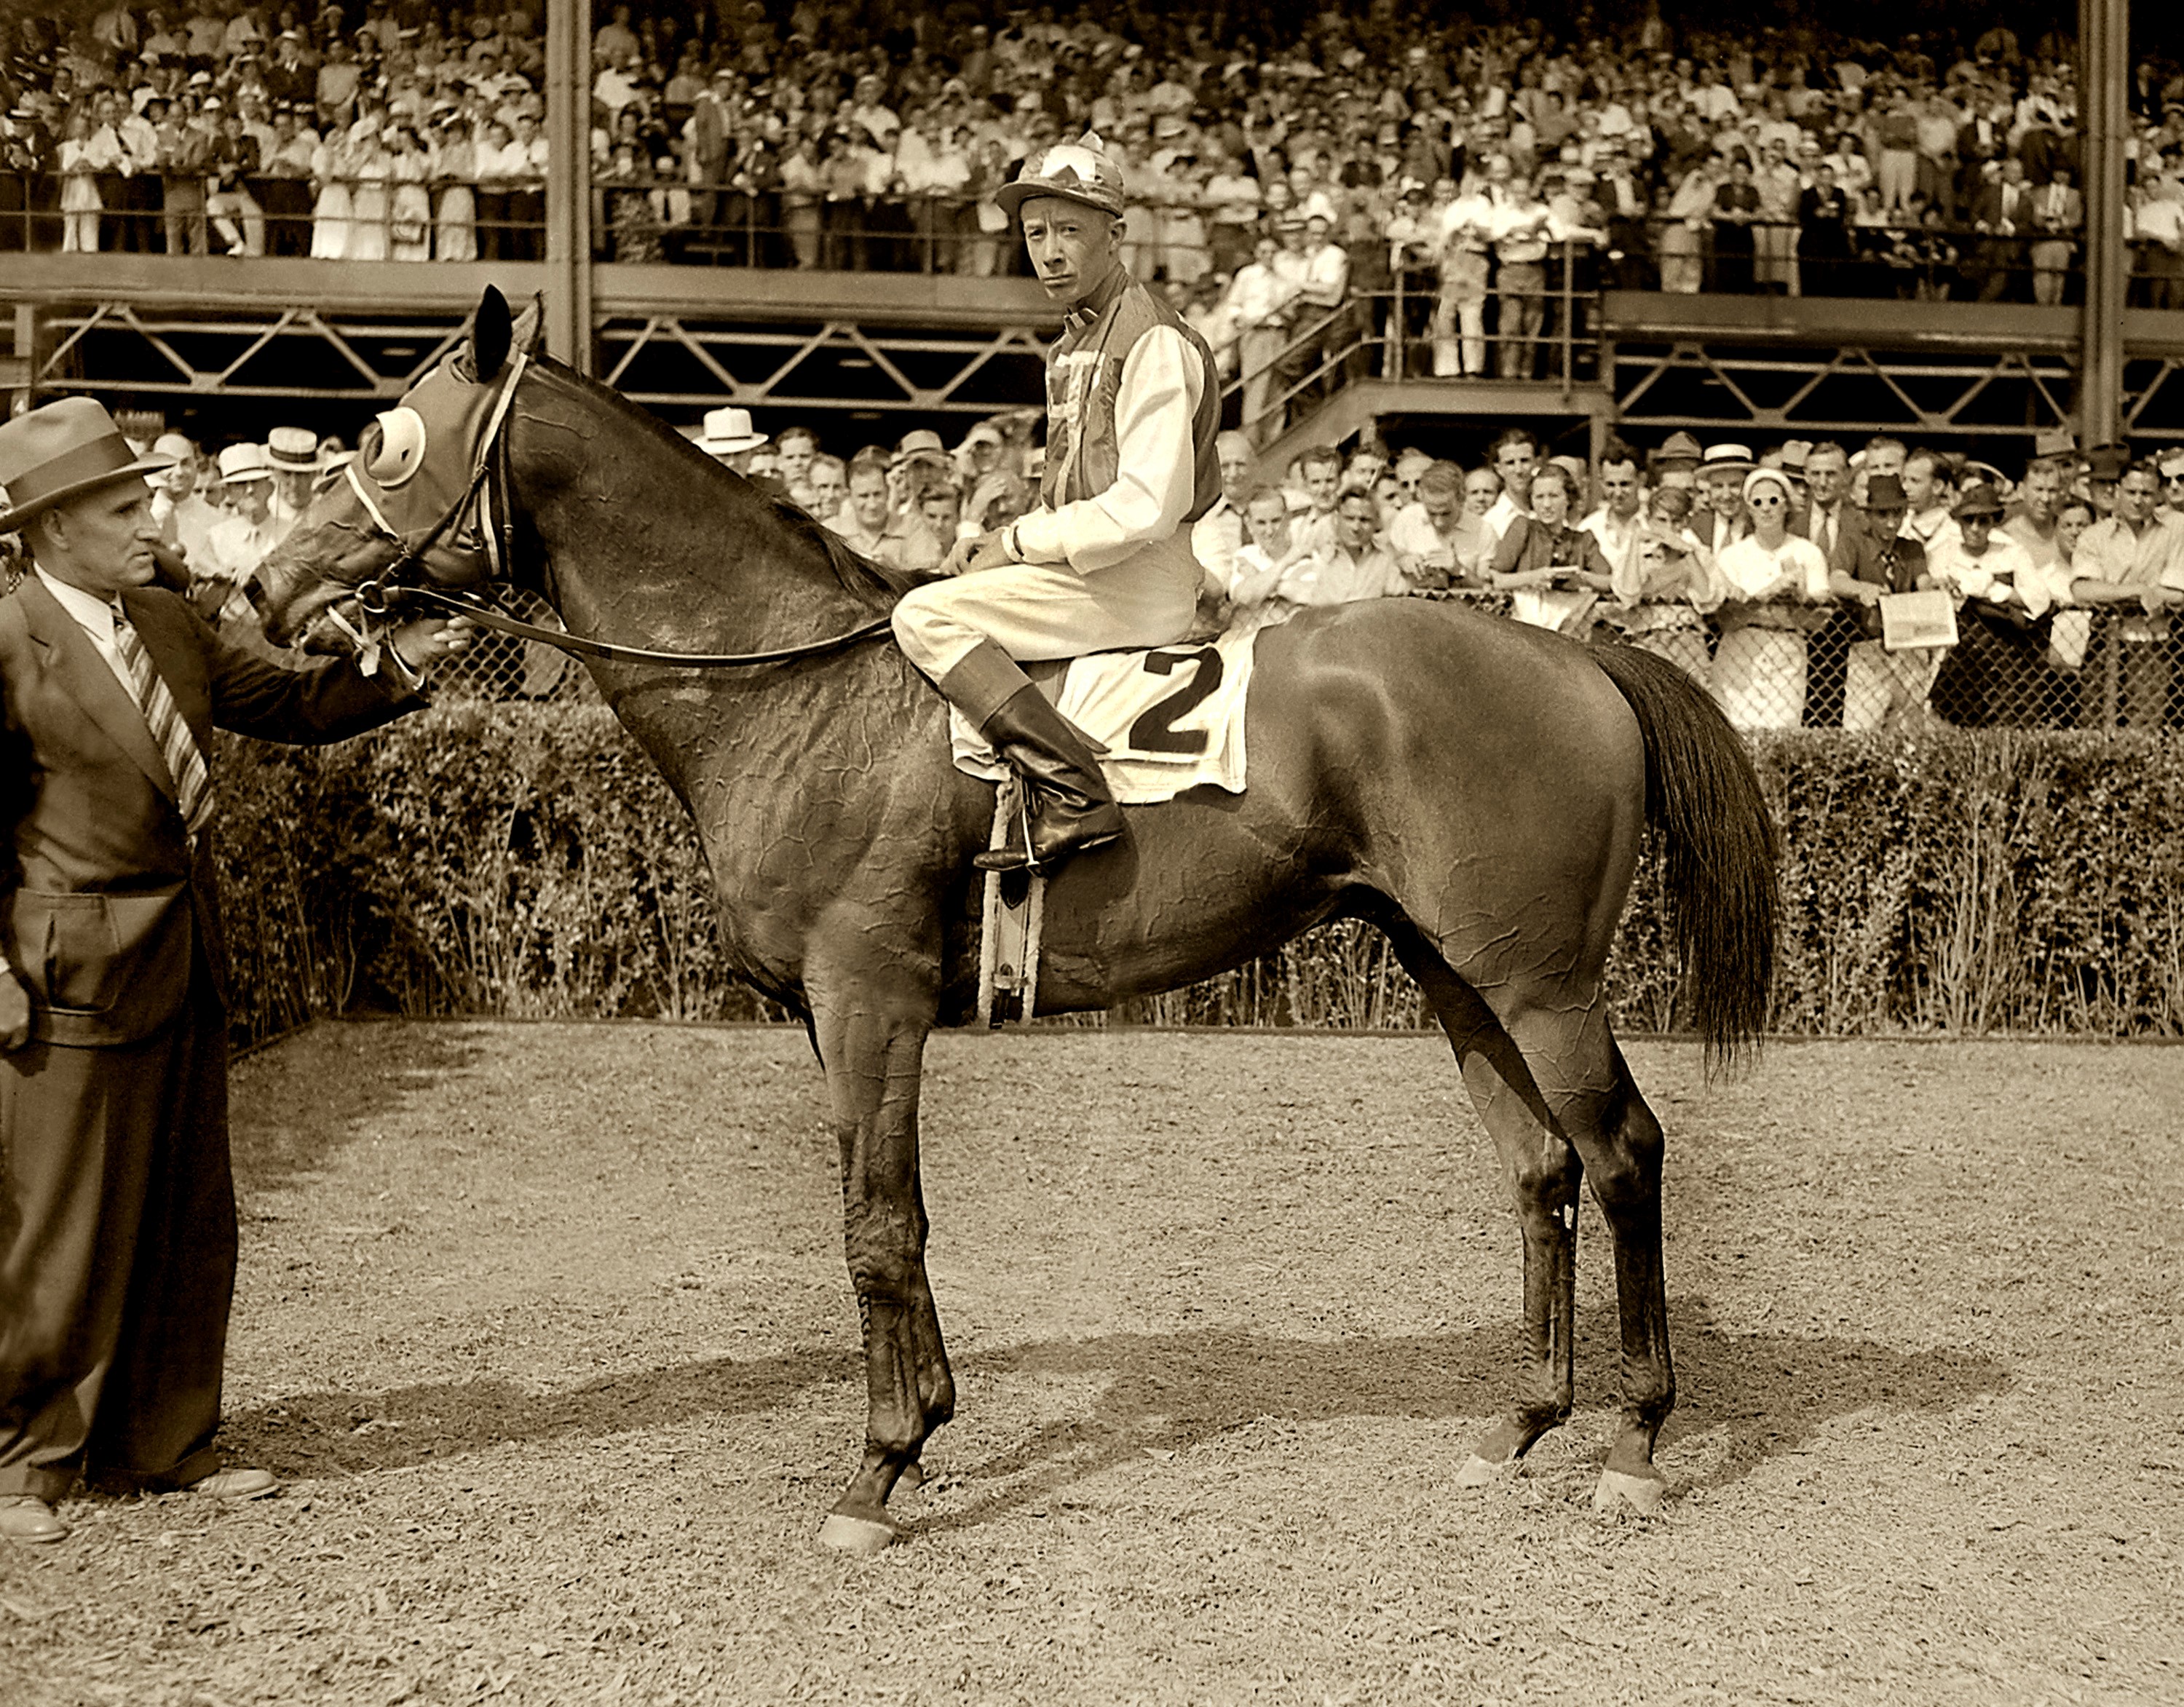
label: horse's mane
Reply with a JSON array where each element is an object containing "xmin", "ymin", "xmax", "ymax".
[
  {"xmin": 538, "ymin": 354, "xmax": 930, "ymax": 612},
  {"xmin": 761, "ymin": 491, "xmax": 931, "ymax": 607}
]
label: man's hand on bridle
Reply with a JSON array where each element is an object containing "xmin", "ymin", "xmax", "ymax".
[
  {"xmin": 942, "ymin": 530, "xmax": 1016, "ymax": 578},
  {"xmin": 389, "ymin": 614, "xmax": 478, "ymax": 671}
]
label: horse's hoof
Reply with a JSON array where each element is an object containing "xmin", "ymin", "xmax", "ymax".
[
  {"xmin": 1592, "ymin": 1468, "xmax": 1668, "ymax": 1516},
  {"xmin": 1455, "ymin": 1453, "xmax": 1520, "ymax": 1489},
  {"xmin": 816, "ymin": 1512, "xmax": 899, "ymax": 1556}
]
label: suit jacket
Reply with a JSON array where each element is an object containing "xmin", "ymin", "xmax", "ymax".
[{"xmin": 0, "ymin": 573, "xmax": 419, "ymax": 1047}]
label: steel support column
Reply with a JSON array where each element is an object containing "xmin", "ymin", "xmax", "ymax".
[
  {"xmin": 2081, "ymin": 0, "xmax": 2127, "ymax": 443},
  {"xmin": 544, "ymin": 0, "xmax": 592, "ymax": 371}
]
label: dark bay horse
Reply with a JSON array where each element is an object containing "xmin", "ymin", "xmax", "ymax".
[{"xmin": 258, "ymin": 289, "xmax": 1777, "ymax": 1551}]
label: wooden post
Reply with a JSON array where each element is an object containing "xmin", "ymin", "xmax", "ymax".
[
  {"xmin": 545, "ymin": 0, "xmax": 593, "ymax": 373},
  {"xmin": 2081, "ymin": 0, "xmax": 2126, "ymax": 443}
]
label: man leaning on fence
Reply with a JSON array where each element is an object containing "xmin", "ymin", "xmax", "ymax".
[
  {"xmin": 0, "ymin": 398, "xmax": 472, "ymax": 1546},
  {"xmin": 2068, "ymin": 459, "xmax": 2183, "ymax": 729}
]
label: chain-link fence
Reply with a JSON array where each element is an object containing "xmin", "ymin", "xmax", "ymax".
[
  {"xmin": 1406, "ymin": 588, "xmax": 2161, "ymax": 732},
  {"xmin": 411, "ymin": 584, "xmax": 2152, "ymax": 729}
]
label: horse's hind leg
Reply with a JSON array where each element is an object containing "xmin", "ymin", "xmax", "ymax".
[
  {"xmin": 1383, "ymin": 929, "xmax": 1583, "ymax": 1483},
  {"xmin": 1492, "ymin": 996, "xmax": 1676, "ymax": 1516}
]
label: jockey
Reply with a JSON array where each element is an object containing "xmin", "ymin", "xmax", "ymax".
[{"xmin": 891, "ymin": 132, "xmax": 1222, "ymax": 873}]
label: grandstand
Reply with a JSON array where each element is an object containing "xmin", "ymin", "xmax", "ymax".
[{"xmin": 7, "ymin": 0, "xmax": 2183, "ymax": 732}]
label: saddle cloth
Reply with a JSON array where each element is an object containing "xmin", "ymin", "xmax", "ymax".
[{"xmin": 949, "ymin": 627, "xmax": 1258, "ymax": 804}]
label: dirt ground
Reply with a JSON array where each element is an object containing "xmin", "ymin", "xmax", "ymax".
[{"xmin": 2, "ymin": 1022, "xmax": 2180, "ymax": 1706}]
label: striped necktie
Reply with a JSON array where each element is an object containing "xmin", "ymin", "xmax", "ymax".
[{"xmin": 111, "ymin": 604, "xmax": 213, "ymax": 844}]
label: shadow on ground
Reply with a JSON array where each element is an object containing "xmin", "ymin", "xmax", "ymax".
[
  {"xmin": 220, "ymin": 1296, "xmax": 2010, "ymax": 1527},
  {"xmin": 229, "ymin": 1021, "xmax": 492, "ymax": 1197}
]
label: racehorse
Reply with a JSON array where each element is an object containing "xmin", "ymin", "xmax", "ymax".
[{"xmin": 257, "ymin": 288, "xmax": 1778, "ymax": 1552}]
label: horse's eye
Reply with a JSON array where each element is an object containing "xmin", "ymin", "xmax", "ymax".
[{"xmin": 365, "ymin": 407, "xmax": 427, "ymax": 488}]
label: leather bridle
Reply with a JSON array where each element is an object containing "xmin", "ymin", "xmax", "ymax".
[{"xmin": 335, "ymin": 351, "xmax": 894, "ymax": 670}]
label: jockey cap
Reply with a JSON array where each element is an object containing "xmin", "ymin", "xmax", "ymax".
[{"xmin": 995, "ymin": 131, "xmax": 1128, "ymax": 222}]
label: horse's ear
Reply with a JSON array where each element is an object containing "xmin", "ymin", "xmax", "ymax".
[
  {"xmin": 514, "ymin": 293, "xmax": 545, "ymax": 357},
  {"xmin": 471, "ymin": 287, "xmax": 513, "ymax": 382}
]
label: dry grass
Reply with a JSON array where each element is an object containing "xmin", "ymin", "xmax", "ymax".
[{"xmin": 3, "ymin": 1023, "xmax": 2180, "ymax": 1706}]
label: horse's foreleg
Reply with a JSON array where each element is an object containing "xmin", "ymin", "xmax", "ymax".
[{"xmin": 809, "ymin": 986, "xmax": 954, "ymax": 1555}]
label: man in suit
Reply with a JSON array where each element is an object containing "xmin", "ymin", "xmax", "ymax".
[
  {"xmin": 2029, "ymin": 167, "xmax": 2083, "ymax": 306},
  {"xmin": 0, "ymin": 398, "xmax": 468, "ymax": 1544},
  {"xmin": 1970, "ymin": 157, "xmax": 2032, "ymax": 301},
  {"xmin": 1797, "ymin": 440, "xmax": 1863, "ymax": 725},
  {"xmin": 1827, "ymin": 472, "xmax": 1935, "ymax": 731}
]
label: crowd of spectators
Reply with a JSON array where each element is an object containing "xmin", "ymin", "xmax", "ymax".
[
  {"xmin": 7, "ymin": 2, "xmax": 2184, "ymax": 311},
  {"xmin": 695, "ymin": 405, "xmax": 2182, "ymax": 734},
  {"xmin": 37, "ymin": 389, "xmax": 2183, "ymax": 733}
]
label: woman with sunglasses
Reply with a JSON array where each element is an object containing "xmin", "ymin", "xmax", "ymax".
[{"xmin": 1709, "ymin": 466, "xmax": 1833, "ymax": 729}]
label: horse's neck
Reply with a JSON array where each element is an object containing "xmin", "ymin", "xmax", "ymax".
[{"xmin": 510, "ymin": 381, "xmax": 930, "ymax": 802}]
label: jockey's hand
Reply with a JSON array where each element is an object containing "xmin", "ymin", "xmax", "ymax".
[
  {"xmin": 389, "ymin": 614, "xmax": 478, "ymax": 672},
  {"xmin": 943, "ymin": 530, "xmax": 1014, "ymax": 578}
]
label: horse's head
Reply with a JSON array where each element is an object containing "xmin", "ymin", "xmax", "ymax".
[{"xmin": 260, "ymin": 285, "xmax": 542, "ymax": 653}]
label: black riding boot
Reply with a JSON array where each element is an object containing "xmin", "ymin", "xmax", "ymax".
[
  {"xmin": 935, "ymin": 640, "xmax": 1123, "ymax": 874},
  {"xmin": 971, "ymin": 683, "xmax": 1125, "ymax": 873}
]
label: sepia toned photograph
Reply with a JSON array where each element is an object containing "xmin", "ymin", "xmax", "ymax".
[{"xmin": 1, "ymin": 1, "xmax": 2178, "ymax": 1701}]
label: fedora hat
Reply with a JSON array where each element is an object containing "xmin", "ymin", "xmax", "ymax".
[
  {"xmin": 218, "ymin": 443, "xmax": 275, "ymax": 483},
  {"xmin": 697, "ymin": 405, "xmax": 768, "ymax": 457},
  {"xmin": 0, "ymin": 397, "xmax": 174, "ymax": 534}
]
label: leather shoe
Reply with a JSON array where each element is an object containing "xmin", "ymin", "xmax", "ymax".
[
  {"xmin": 189, "ymin": 1467, "xmax": 280, "ymax": 1500},
  {"xmin": 0, "ymin": 1494, "xmax": 68, "ymax": 1543}
]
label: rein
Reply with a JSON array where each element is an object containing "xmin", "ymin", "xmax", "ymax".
[
  {"xmin": 340, "ymin": 348, "xmax": 895, "ymax": 670},
  {"xmin": 363, "ymin": 581, "xmax": 895, "ymax": 668}
]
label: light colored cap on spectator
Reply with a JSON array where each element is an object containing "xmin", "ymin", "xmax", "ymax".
[
  {"xmin": 1300, "ymin": 191, "xmax": 1338, "ymax": 226},
  {"xmin": 2158, "ymin": 449, "xmax": 2184, "ymax": 479},
  {"xmin": 267, "ymin": 425, "xmax": 322, "ymax": 470},
  {"xmin": 2032, "ymin": 427, "xmax": 2078, "ymax": 460},
  {"xmin": 1742, "ymin": 467, "xmax": 1795, "ymax": 506},
  {"xmin": 893, "ymin": 429, "xmax": 946, "ymax": 465},
  {"xmin": 204, "ymin": 96, "xmax": 223, "ymax": 112},
  {"xmin": 697, "ymin": 406, "xmax": 768, "ymax": 456},
  {"xmin": 1656, "ymin": 431, "xmax": 1704, "ymax": 466},
  {"xmin": 218, "ymin": 443, "xmax": 275, "ymax": 483},
  {"xmin": 1778, "ymin": 440, "xmax": 1813, "ymax": 473},
  {"xmin": 189, "ymin": 69, "xmax": 213, "ymax": 87},
  {"xmin": 1700, "ymin": 443, "xmax": 1757, "ymax": 475}
]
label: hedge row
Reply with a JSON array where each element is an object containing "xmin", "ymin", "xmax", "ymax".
[{"xmin": 214, "ymin": 706, "xmax": 2184, "ymax": 1047}]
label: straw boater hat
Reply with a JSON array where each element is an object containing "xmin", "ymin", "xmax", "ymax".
[
  {"xmin": 697, "ymin": 405, "xmax": 767, "ymax": 458},
  {"xmin": 266, "ymin": 424, "xmax": 323, "ymax": 474},
  {"xmin": 1700, "ymin": 442, "xmax": 1757, "ymax": 476},
  {"xmin": 0, "ymin": 397, "xmax": 174, "ymax": 533}
]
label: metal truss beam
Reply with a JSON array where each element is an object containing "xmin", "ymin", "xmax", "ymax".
[
  {"xmin": 1608, "ymin": 339, "xmax": 2093, "ymax": 439},
  {"xmin": 593, "ymin": 314, "xmax": 1047, "ymax": 413},
  {"xmin": 32, "ymin": 301, "xmax": 478, "ymax": 400}
]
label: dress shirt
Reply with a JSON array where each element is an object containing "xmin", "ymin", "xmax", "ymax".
[
  {"xmin": 33, "ymin": 566, "xmax": 137, "ymax": 698},
  {"xmin": 1928, "ymin": 534, "xmax": 2049, "ymax": 616},
  {"xmin": 1190, "ymin": 499, "xmax": 1245, "ymax": 593},
  {"xmin": 2072, "ymin": 513, "xmax": 2183, "ymax": 640},
  {"xmin": 1580, "ymin": 505, "xmax": 1647, "ymax": 593},
  {"xmin": 1388, "ymin": 502, "xmax": 1490, "ymax": 580}
]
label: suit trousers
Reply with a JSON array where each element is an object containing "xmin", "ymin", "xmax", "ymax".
[
  {"xmin": 890, "ymin": 534, "xmax": 1201, "ymax": 684},
  {"xmin": 0, "ymin": 961, "xmax": 234, "ymax": 1499}
]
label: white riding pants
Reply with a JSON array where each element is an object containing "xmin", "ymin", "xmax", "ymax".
[{"xmin": 891, "ymin": 533, "xmax": 1202, "ymax": 686}]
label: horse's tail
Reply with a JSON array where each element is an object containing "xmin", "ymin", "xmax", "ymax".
[{"xmin": 1590, "ymin": 642, "xmax": 1779, "ymax": 1068}]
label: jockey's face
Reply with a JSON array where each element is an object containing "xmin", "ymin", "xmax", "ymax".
[{"xmin": 1019, "ymin": 195, "xmax": 1125, "ymax": 306}]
